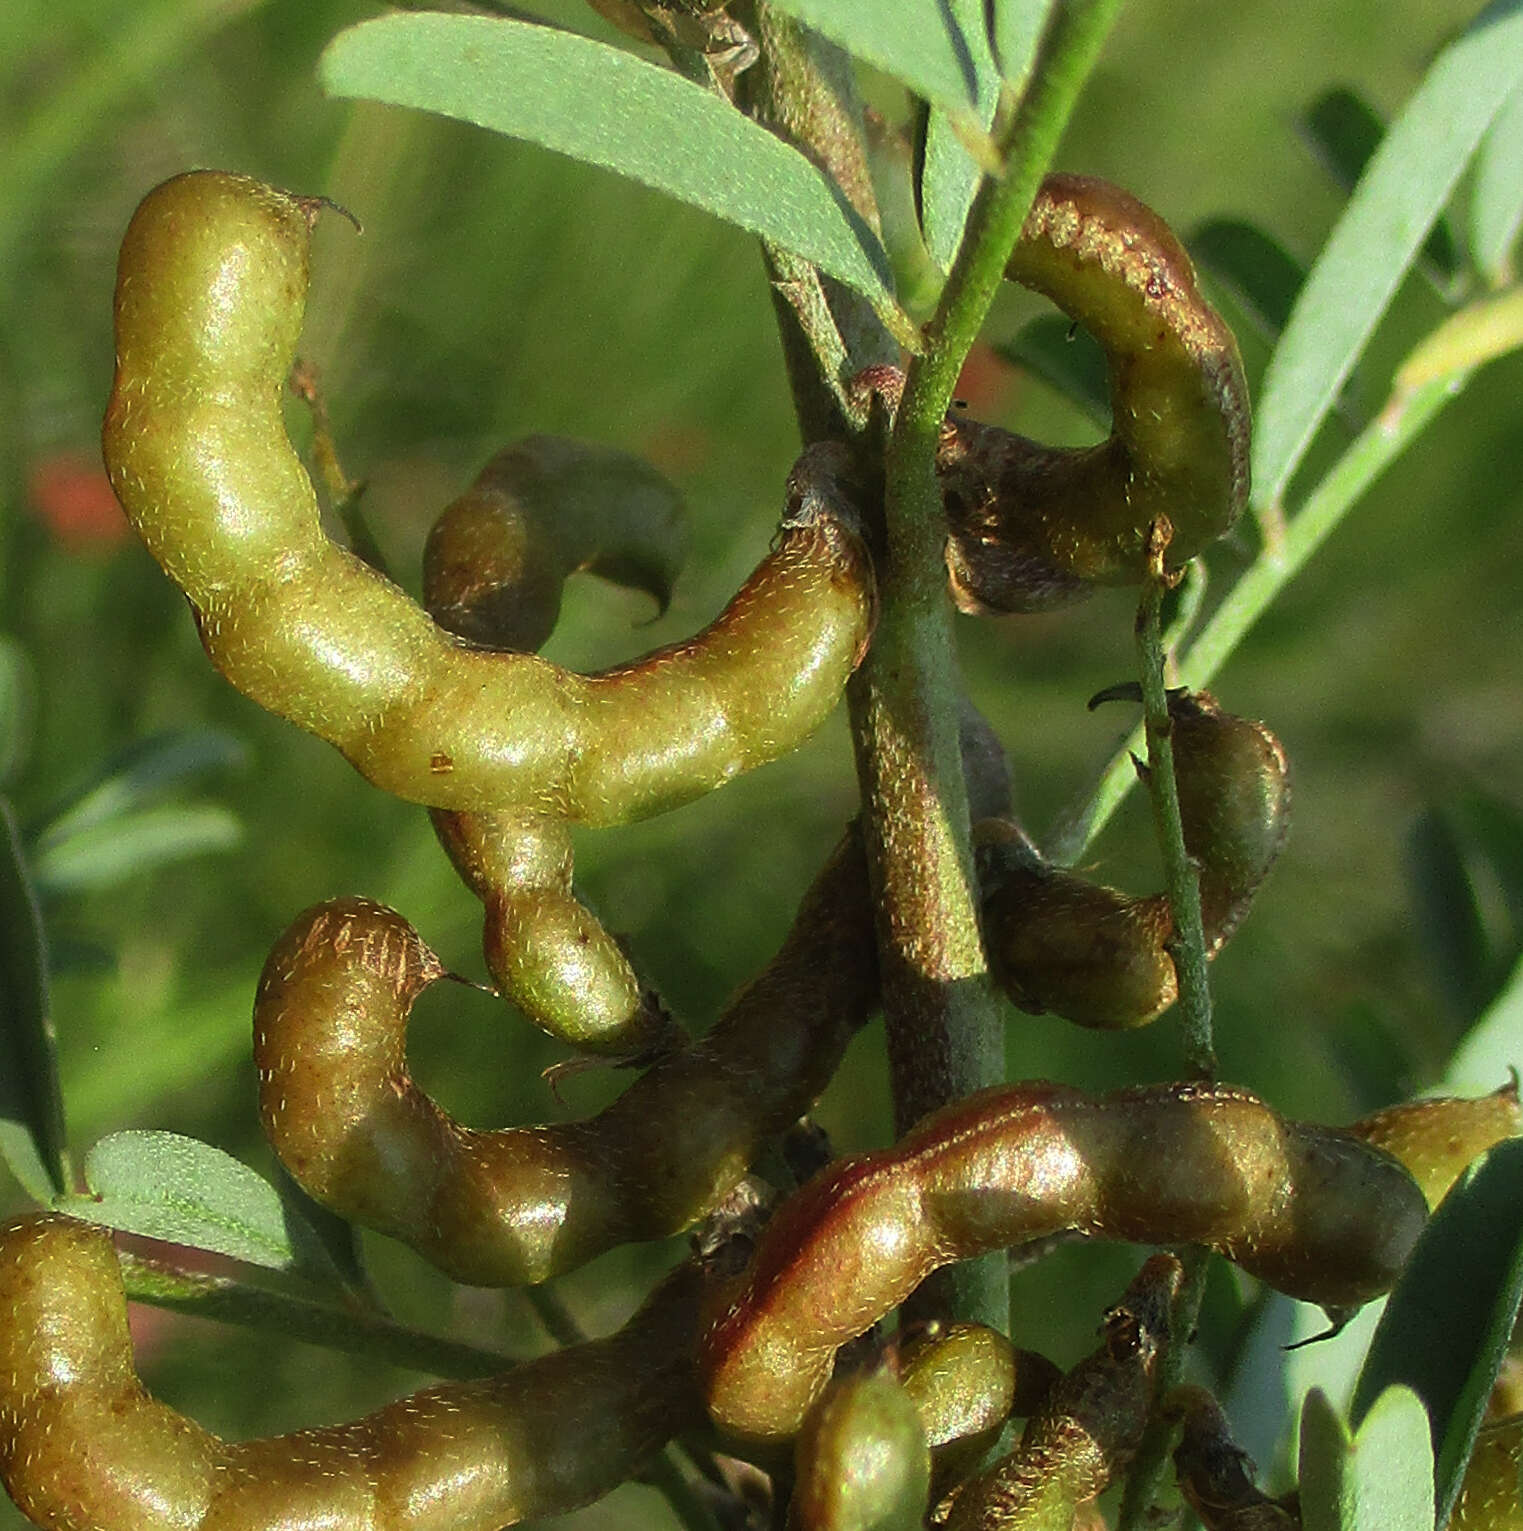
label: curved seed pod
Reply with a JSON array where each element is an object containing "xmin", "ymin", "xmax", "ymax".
[
  {"xmin": 1450, "ymin": 1414, "xmax": 1523, "ymax": 1531},
  {"xmin": 942, "ymin": 1254, "xmax": 1181, "ymax": 1531},
  {"xmin": 0, "ymin": 1213, "xmax": 703, "ymax": 1531},
  {"xmin": 1348, "ymin": 1078, "xmax": 1522, "ymax": 1208},
  {"xmin": 941, "ymin": 174, "xmax": 1250, "ymax": 612},
  {"xmin": 103, "ymin": 171, "xmax": 874, "ymax": 819},
  {"xmin": 978, "ymin": 690, "xmax": 1289, "ymax": 1028},
  {"xmin": 256, "ymin": 829, "xmax": 877, "ymax": 1286},
  {"xmin": 421, "ymin": 437, "xmax": 691, "ymax": 1055},
  {"xmin": 789, "ymin": 1372, "xmax": 931, "ymax": 1531},
  {"xmin": 699, "ymin": 1081, "xmax": 1429, "ymax": 1445},
  {"xmin": 1168, "ymin": 1386, "xmax": 1302, "ymax": 1531},
  {"xmin": 897, "ymin": 1324, "xmax": 1058, "ymax": 1496}
]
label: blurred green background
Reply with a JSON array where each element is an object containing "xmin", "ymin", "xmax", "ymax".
[{"xmin": 2, "ymin": 1, "xmax": 1521, "ymax": 1525}]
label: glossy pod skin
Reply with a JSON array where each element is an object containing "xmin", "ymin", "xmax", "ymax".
[
  {"xmin": 942, "ymin": 1254, "xmax": 1180, "ymax": 1531},
  {"xmin": 102, "ymin": 171, "xmax": 874, "ymax": 820},
  {"xmin": 789, "ymin": 1373, "xmax": 931, "ymax": 1531},
  {"xmin": 941, "ymin": 173, "xmax": 1251, "ymax": 612},
  {"xmin": 255, "ymin": 829, "xmax": 877, "ymax": 1286},
  {"xmin": 422, "ymin": 436, "xmax": 694, "ymax": 1055},
  {"xmin": 699, "ymin": 1081, "xmax": 1431, "ymax": 1445},
  {"xmin": 0, "ymin": 1214, "xmax": 703, "ymax": 1531},
  {"xmin": 979, "ymin": 689, "xmax": 1290, "ymax": 1029}
]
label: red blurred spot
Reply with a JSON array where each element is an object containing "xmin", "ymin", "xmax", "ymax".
[
  {"xmin": 953, "ymin": 343, "xmax": 1016, "ymax": 417},
  {"xmin": 26, "ymin": 451, "xmax": 129, "ymax": 552}
]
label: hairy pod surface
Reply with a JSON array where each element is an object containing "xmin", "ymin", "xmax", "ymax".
[
  {"xmin": 255, "ymin": 830, "xmax": 877, "ymax": 1286},
  {"xmin": 789, "ymin": 1373, "xmax": 931, "ymax": 1531},
  {"xmin": 103, "ymin": 171, "xmax": 874, "ymax": 819},
  {"xmin": 1168, "ymin": 1387, "xmax": 1301, "ymax": 1531},
  {"xmin": 0, "ymin": 1214, "xmax": 703, "ymax": 1531},
  {"xmin": 941, "ymin": 174, "xmax": 1250, "ymax": 612},
  {"xmin": 942, "ymin": 1254, "xmax": 1180, "ymax": 1531},
  {"xmin": 979, "ymin": 690, "xmax": 1290, "ymax": 1028},
  {"xmin": 1450, "ymin": 1414, "xmax": 1523, "ymax": 1531},
  {"xmin": 1347, "ymin": 1078, "xmax": 1522, "ymax": 1208},
  {"xmin": 699, "ymin": 1082, "xmax": 1429, "ymax": 1445}
]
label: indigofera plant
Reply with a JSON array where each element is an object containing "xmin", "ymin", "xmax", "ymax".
[
  {"xmin": 102, "ymin": 171, "xmax": 876, "ymax": 820},
  {"xmin": 0, "ymin": 1213, "xmax": 704, "ymax": 1531},
  {"xmin": 977, "ymin": 688, "xmax": 1290, "ymax": 1028},
  {"xmin": 698, "ymin": 1081, "xmax": 1439, "ymax": 1445}
]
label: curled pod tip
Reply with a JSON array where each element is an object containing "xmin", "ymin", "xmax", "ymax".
[
  {"xmin": 789, "ymin": 1372, "xmax": 931, "ymax": 1531},
  {"xmin": 941, "ymin": 173, "xmax": 1250, "ymax": 612}
]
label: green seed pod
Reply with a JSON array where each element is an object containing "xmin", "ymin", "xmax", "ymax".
[
  {"xmin": 1450, "ymin": 1414, "xmax": 1523, "ymax": 1531},
  {"xmin": 419, "ymin": 436, "xmax": 692, "ymax": 1055},
  {"xmin": 897, "ymin": 1324, "xmax": 1056, "ymax": 1496},
  {"xmin": 256, "ymin": 830, "xmax": 877, "ymax": 1286},
  {"xmin": 789, "ymin": 1372, "xmax": 932, "ymax": 1531},
  {"xmin": 1348, "ymin": 1078, "xmax": 1522, "ymax": 1208},
  {"xmin": 103, "ymin": 171, "xmax": 874, "ymax": 819},
  {"xmin": 941, "ymin": 174, "xmax": 1250, "ymax": 612},
  {"xmin": 0, "ymin": 1213, "xmax": 703, "ymax": 1531},
  {"xmin": 699, "ymin": 1081, "xmax": 1428, "ymax": 1446},
  {"xmin": 977, "ymin": 690, "xmax": 1289, "ymax": 1029},
  {"xmin": 1167, "ymin": 1386, "xmax": 1301, "ymax": 1531},
  {"xmin": 942, "ymin": 1254, "xmax": 1181, "ymax": 1531}
]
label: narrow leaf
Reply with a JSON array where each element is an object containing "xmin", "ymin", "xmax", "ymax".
[
  {"xmin": 995, "ymin": 314, "xmax": 1109, "ymax": 426},
  {"xmin": 0, "ymin": 798, "xmax": 67, "ymax": 1201},
  {"xmin": 1189, "ymin": 218, "xmax": 1307, "ymax": 342},
  {"xmin": 921, "ymin": 0, "xmax": 1006, "ymax": 272},
  {"xmin": 1299, "ymin": 87, "xmax": 1461, "ymax": 290},
  {"xmin": 761, "ymin": 0, "xmax": 982, "ymax": 111},
  {"xmin": 991, "ymin": 0, "xmax": 1054, "ymax": 83},
  {"xmin": 31, "ymin": 802, "xmax": 242, "ymax": 896},
  {"xmin": 1352, "ymin": 1138, "xmax": 1523, "ymax": 1527},
  {"xmin": 61, "ymin": 1131, "xmax": 329, "ymax": 1276},
  {"xmin": 1408, "ymin": 803, "xmax": 1505, "ymax": 1023},
  {"xmin": 1254, "ymin": 1, "xmax": 1523, "ymax": 509},
  {"xmin": 1300, "ymin": 1385, "xmax": 1434, "ymax": 1531},
  {"xmin": 1471, "ymin": 81, "xmax": 1523, "ymax": 284},
  {"xmin": 33, "ymin": 728, "xmax": 245, "ymax": 846},
  {"xmin": 1395, "ymin": 285, "xmax": 1523, "ymax": 396},
  {"xmin": 321, "ymin": 14, "xmax": 898, "ymax": 311}
]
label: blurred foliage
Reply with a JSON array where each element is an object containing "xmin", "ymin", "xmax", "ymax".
[{"xmin": 1, "ymin": 1, "xmax": 1521, "ymax": 1526}]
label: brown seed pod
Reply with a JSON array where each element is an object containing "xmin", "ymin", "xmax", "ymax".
[
  {"xmin": 0, "ymin": 1213, "xmax": 703, "ymax": 1531},
  {"xmin": 940, "ymin": 174, "xmax": 1250, "ymax": 612},
  {"xmin": 255, "ymin": 829, "xmax": 877, "ymax": 1286},
  {"xmin": 699, "ymin": 1081, "xmax": 1430, "ymax": 1446},
  {"xmin": 978, "ymin": 689, "xmax": 1290, "ymax": 1029},
  {"xmin": 941, "ymin": 1254, "xmax": 1182, "ymax": 1531},
  {"xmin": 102, "ymin": 171, "xmax": 874, "ymax": 820},
  {"xmin": 1168, "ymin": 1386, "xmax": 1302, "ymax": 1531}
]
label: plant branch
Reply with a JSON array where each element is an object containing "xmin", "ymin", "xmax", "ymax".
[
  {"xmin": 1135, "ymin": 519, "xmax": 1215, "ymax": 1078},
  {"xmin": 1049, "ymin": 369, "xmax": 1467, "ymax": 865}
]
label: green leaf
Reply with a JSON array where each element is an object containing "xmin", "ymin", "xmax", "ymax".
[
  {"xmin": 1471, "ymin": 82, "xmax": 1523, "ymax": 285},
  {"xmin": 1254, "ymin": 1, "xmax": 1523, "ymax": 510},
  {"xmin": 0, "ymin": 635, "xmax": 34, "ymax": 788},
  {"xmin": 1299, "ymin": 86, "xmax": 1462, "ymax": 293},
  {"xmin": 31, "ymin": 802, "xmax": 243, "ymax": 896},
  {"xmin": 0, "ymin": 798, "xmax": 67, "ymax": 1201},
  {"xmin": 33, "ymin": 728, "xmax": 244, "ymax": 847},
  {"xmin": 321, "ymin": 13, "xmax": 898, "ymax": 313},
  {"xmin": 1444, "ymin": 952, "xmax": 1523, "ymax": 1097},
  {"xmin": 995, "ymin": 313, "xmax": 1109, "ymax": 427},
  {"xmin": 1299, "ymin": 1385, "xmax": 1434, "ymax": 1531},
  {"xmin": 920, "ymin": 0, "xmax": 1005, "ymax": 272},
  {"xmin": 1352, "ymin": 1137, "xmax": 1523, "ymax": 1527},
  {"xmin": 990, "ymin": 0, "xmax": 1054, "ymax": 83},
  {"xmin": 1189, "ymin": 218, "xmax": 1307, "ymax": 343},
  {"xmin": 761, "ymin": 0, "xmax": 982, "ymax": 111},
  {"xmin": 1395, "ymin": 285, "xmax": 1523, "ymax": 396},
  {"xmin": 59, "ymin": 1131, "xmax": 337, "ymax": 1278}
]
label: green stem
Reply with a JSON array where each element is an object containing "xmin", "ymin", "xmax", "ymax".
[
  {"xmin": 1136, "ymin": 523, "xmax": 1215, "ymax": 1078},
  {"xmin": 119, "ymin": 1251, "xmax": 520, "ymax": 1379},
  {"xmin": 1115, "ymin": 1248, "xmax": 1210, "ymax": 1531},
  {"xmin": 855, "ymin": 0, "xmax": 1123, "ymax": 1337},
  {"xmin": 1050, "ymin": 370, "xmax": 1466, "ymax": 864}
]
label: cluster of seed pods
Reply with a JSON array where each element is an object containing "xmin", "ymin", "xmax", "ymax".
[{"xmin": 1, "ymin": 158, "xmax": 1517, "ymax": 1531}]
